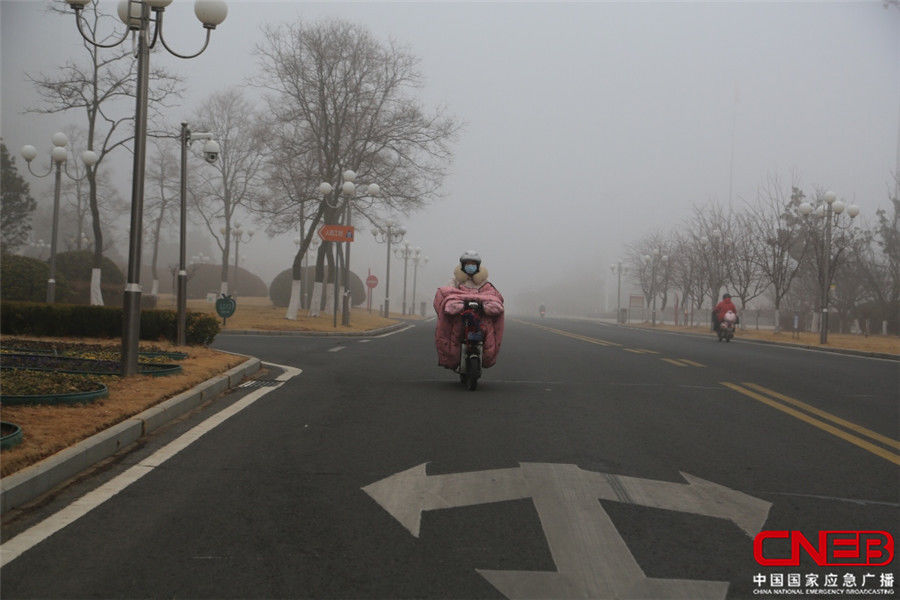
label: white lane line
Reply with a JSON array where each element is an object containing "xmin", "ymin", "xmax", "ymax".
[
  {"xmin": 0, "ymin": 362, "xmax": 302, "ymax": 568},
  {"xmin": 358, "ymin": 339, "xmax": 371, "ymax": 344},
  {"xmin": 328, "ymin": 346, "xmax": 345, "ymax": 352},
  {"xmin": 372, "ymin": 324, "xmax": 414, "ymax": 338}
]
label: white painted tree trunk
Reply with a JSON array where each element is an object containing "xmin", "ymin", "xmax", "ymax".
[
  {"xmin": 285, "ymin": 279, "xmax": 302, "ymax": 320},
  {"xmin": 774, "ymin": 308, "xmax": 781, "ymax": 332},
  {"xmin": 220, "ymin": 281, "xmax": 228, "ymax": 296},
  {"xmin": 309, "ymin": 281, "xmax": 323, "ymax": 317},
  {"xmin": 150, "ymin": 279, "xmax": 159, "ymax": 297},
  {"xmin": 324, "ymin": 283, "xmax": 335, "ymax": 314},
  {"xmin": 90, "ymin": 268, "xmax": 104, "ymax": 306}
]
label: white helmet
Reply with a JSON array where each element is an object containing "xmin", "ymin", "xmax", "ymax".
[{"xmin": 459, "ymin": 250, "xmax": 482, "ymax": 266}]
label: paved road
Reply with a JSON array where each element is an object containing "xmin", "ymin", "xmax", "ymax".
[{"xmin": 2, "ymin": 318, "xmax": 897, "ymax": 598}]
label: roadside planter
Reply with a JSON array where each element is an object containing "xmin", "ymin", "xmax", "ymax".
[
  {"xmin": 1, "ymin": 422, "xmax": 23, "ymax": 450},
  {"xmin": 1, "ymin": 385, "xmax": 109, "ymax": 406},
  {"xmin": 0, "ymin": 354, "xmax": 181, "ymax": 376}
]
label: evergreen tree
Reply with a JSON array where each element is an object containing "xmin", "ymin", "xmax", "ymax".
[{"xmin": 0, "ymin": 141, "xmax": 37, "ymax": 253}]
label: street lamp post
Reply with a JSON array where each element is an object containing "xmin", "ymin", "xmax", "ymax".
[
  {"xmin": 412, "ymin": 251, "xmax": 427, "ymax": 317},
  {"xmin": 798, "ymin": 191, "xmax": 859, "ymax": 344},
  {"xmin": 395, "ymin": 243, "xmax": 415, "ymax": 315},
  {"xmin": 334, "ymin": 170, "xmax": 380, "ymax": 326},
  {"xmin": 372, "ymin": 222, "xmax": 406, "ymax": 317},
  {"xmin": 177, "ymin": 122, "xmax": 218, "ymax": 345},
  {"xmin": 642, "ymin": 248, "xmax": 666, "ymax": 326},
  {"xmin": 610, "ymin": 263, "xmax": 626, "ymax": 323},
  {"xmin": 64, "ymin": 0, "xmax": 227, "ymax": 375},
  {"xmin": 21, "ymin": 133, "xmax": 97, "ymax": 303}
]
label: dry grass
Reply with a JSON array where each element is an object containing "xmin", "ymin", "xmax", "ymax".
[
  {"xmin": 156, "ymin": 295, "xmax": 401, "ymax": 332},
  {"xmin": 0, "ymin": 337, "xmax": 245, "ymax": 477},
  {"xmin": 630, "ymin": 323, "xmax": 899, "ymax": 355}
]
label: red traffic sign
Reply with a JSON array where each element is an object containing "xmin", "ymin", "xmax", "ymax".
[
  {"xmin": 366, "ymin": 275, "xmax": 378, "ymax": 289},
  {"xmin": 318, "ymin": 224, "xmax": 355, "ymax": 243}
]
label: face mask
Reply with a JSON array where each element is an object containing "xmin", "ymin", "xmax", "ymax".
[{"xmin": 463, "ymin": 264, "xmax": 478, "ymax": 276}]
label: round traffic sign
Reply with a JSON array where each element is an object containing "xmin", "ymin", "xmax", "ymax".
[{"xmin": 366, "ymin": 275, "xmax": 378, "ymax": 289}]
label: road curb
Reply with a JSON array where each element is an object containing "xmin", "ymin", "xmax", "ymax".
[
  {"xmin": 0, "ymin": 356, "xmax": 261, "ymax": 516},
  {"xmin": 217, "ymin": 321, "xmax": 409, "ymax": 338},
  {"xmin": 618, "ymin": 324, "xmax": 898, "ymax": 361}
]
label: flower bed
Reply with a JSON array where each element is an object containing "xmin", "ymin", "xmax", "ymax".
[
  {"xmin": 0, "ymin": 370, "xmax": 108, "ymax": 406},
  {"xmin": 0, "ymin": 340, "xmax": 186, "ymax": 362},
  {"xmin": 0, "ymin": 353, "xmax": 181, "ymax": 376}
]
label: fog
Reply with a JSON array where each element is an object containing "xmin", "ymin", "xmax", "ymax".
[{"xmin": 2, "ymin": 1, "xmax": 898, "ymax": 316}]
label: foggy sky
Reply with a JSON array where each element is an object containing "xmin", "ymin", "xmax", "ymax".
[{"xmin": 2, "ymin": 1, "xmax": 898, "ymax": 314}]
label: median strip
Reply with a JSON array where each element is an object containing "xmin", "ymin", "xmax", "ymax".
[{"xmin": 721, "ymin": 382, "xmax": 900, "ymax": 466}]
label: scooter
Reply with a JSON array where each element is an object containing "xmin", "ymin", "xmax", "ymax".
[
  {"xmin": 539, "ymin": 304, "xmax": 546, "ymax": 319},
  {"xmin": 717, "ymin": 310, "xmax": 737, "ymax": 342},
  {"xmin": 458, "ymin": 300, "xmax": 484, "ymax": 390}
]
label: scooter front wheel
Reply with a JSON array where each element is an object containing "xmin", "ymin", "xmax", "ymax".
[{"xmin": 465, "ymin": 355, "xmax": 480, "ymax": 390}]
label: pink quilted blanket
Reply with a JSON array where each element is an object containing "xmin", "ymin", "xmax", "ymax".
[{"xmin": 433, "ymin": 283, "xmax": 505, "ymax": 369}]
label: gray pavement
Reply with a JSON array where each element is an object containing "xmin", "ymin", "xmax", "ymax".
[{"xmin": 1, "ymin": 318, "xmax": 897, "ymax": 599}]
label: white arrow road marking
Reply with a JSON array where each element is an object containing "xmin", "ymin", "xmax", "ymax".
[
  {"xmin": 1, "ymin": 363, "xmax": 302, "ymax": 568},
  {"xmin": 363, "ymin": 462, "xmax": 771, "ymax": 599}
]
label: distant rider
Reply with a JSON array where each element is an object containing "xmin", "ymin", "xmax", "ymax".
[{"xmin": 713, "ymin": 293, "xmax": 738, "ymax": 331}]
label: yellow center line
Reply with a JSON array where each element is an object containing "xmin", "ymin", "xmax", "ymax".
[
  {"xmin": 721, "ymin": 382, "xmax": 900, "ymax": 466},
  {"xmin": 742, "ymin": 382, "xmax": 900, "ymax": 451},
  {"xmin": 662, "ymin": 358, "xmax": 688, "ymax": 367},
  {"xmin": 678, "ymin": 359, "xmax": 706, "ymax": 367},
  {"xmin": 514, "ymin": 320, "xmax": 621, "ymax": 347}
]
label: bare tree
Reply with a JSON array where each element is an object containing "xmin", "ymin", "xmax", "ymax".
[
  {"xmin": 253, "ymin": 18, "xmax": 460, "ymax": 319},
  {"xmin": 746, "ymin": 178, "xmax": 810, "ymax": 331},
  {"xmin": 687, "ymin": 202, "xmax": 733, "ymax": 310},
  {"xmin": 144, "ymin": 137, "xmax": 179, "ymax": 297},
  {"xmin": 28, "ymin": 0, "xmax": 181, "ymax": 304},
  {"xmin": 856, "ymin": 198, "xmax": 900, "ymax": 333},
  {"xmin": 669, "ymin": 232, "xmax": 706, "ymax": 326},
  {"xmin": 727, "ymin": 211, "xmax": 767, "ymax": 315},
  {"xmin": 189, "ymin": 88, "xmax": 267, "ymax": 295}
]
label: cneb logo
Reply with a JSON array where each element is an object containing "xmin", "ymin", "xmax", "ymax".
[{"xmin": 754, "ymin": 530, "xmax": 894, "ymax": 567}]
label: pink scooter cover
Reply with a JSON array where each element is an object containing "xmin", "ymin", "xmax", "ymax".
[{"xmin": 433, "ymin": 284, "xmax": 505, "ymax": 369}]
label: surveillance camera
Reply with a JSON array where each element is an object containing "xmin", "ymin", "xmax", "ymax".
[{"xmin": 202, "ymin": 140, "xmax": 220, "ymax": 164}]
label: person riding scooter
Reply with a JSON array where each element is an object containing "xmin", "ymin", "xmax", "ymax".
[
  {"xmin": 713, "ymin": 293, "xmax": 738, "ymax": 332},
  {"xmin": 433, "ymin": 251, "xmax": 505, "ymax": 373}
]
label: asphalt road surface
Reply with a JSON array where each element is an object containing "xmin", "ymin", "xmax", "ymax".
[{"xmin": 2, "ymin": 317, "xmax": 898, "ymax": 599}]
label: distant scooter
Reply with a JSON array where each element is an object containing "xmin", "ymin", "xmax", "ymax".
[
  {"xmin": 717, "ymin": 310, "xmax": 737, "ymax": 342},
  {"xmin": 539, "ymin": 304, "xmax": 546, "ymax": 319}
]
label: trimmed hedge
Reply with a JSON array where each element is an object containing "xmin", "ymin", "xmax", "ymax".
[
  {"xmin": 54, "ymin": 250, "xmax": 124, "ymax": 285},
  {"xmin": 188, "ymin": 263, "xmax": 267, "ymax": 299},
  {"xmin": 269, "ymin": 266, "xmax": 365, "ymax": 308},
  {"xmin": 0, "ymin": 253, "xmax": 70, "ymax": 302},
  {"xmin": 0, "ymin": 301, "xmax": 219, "ymax": 345}
]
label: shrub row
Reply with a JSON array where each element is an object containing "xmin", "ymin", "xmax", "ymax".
[{"xmin": 0, "ymin": 302, "xmax": 219, "ymax": 345}]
